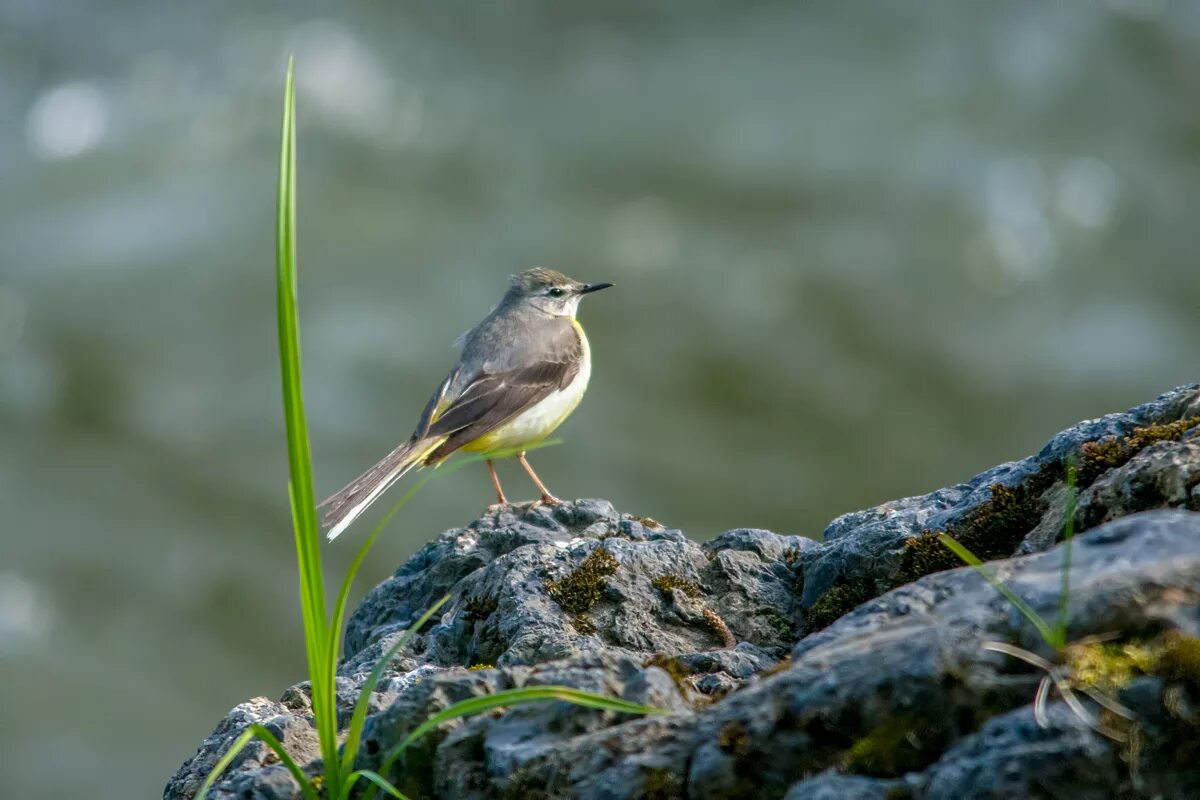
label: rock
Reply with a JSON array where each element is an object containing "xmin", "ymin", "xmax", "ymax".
[
  {"xmin": 797, "ymin": 384, "xmax": 1200, "ymax": 624},
  {"xmin": 784, "ymin": 772, "xmax": 907, "ymax": 800},
  {"xmin": 920, "ymin": 703, "xmax": 1118, "ymax": 800},
  {"xmin": 166, "ymin": 386, "xmax": 1200, "ymax": 800}
]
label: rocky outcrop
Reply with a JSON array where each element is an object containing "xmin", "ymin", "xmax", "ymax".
[{"xmin": 166, "ymin": 385, "xmax": 1200, "ymax": 799}]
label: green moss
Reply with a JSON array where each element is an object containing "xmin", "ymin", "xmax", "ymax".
[
  {"xmin": 716, "ymin": 720, "xmax": 751, "ymax": 756},
  {"xmin": 545, "ymin": 548, "xmax": 619, "ymax": 615},
  {"xmin": 639, "ymin": 767, "xmax": 683, "ymax": 800},
  {"xmin": 1066, "ymin": 639, "xmax": 1158, "ymax": 694},
  {"xmin": 898, "ymin": 475, "xmax": 1053, "ymax": 585},
  {"xmin": 892, "ymin": 420, "xmax": 1199, "ymax": 587},
  {"xmin": 464, "ymin": 593, "xmax": 498, "ymax": 622},
  {"xmin": 843, "ymin": 716, "xmax": 942, "ymax": 777},
  {"xmin": 570, "ymin": 613, "xmax": 597, "ymax": 636},
  {"xmin": 652, "ymin": 574, "xmax": 703, "ymax": 599},
  {"xmin": 782, "ymin": 546, "xmax": 802, "ymax": 568},
  {"xmin": 762, "ymin": 608, "xmax": 793, "ymax": 640},
  {"xmin": 467, "ymin": 663, "xmax": 495, "ymax": 671},
  {"xmin": 1079, "ymin": 416, "xmax": 1200, "ymax": 485},
  {"xmin": 1054, "ymin": 633, "xmax": 1200, "ymax": 698},
  {"xmin": 805, "ymin": 581, "xmax": 875, "ymax": 631},
  {"xmin": 1156, "ymin": 632, "xmax": 1200, "ymax": 689}
]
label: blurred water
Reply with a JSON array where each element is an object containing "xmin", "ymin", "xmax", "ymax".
[{"xmin": 1, "ymin": 1, "xmax": 1198, "ymax": 796}]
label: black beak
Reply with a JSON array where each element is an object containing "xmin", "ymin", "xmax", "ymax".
[{"xmin": 579, "ymin": 282, "xmax": 613, "ymax": 295}]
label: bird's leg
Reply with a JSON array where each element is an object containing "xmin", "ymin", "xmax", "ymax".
[
  {"xmin": 485, "ymin": 459, "xmax": 508, "ymax": 507},
  {"xmin": 517, "ymin": 451, "xmax": 561, "ymax": 505}
]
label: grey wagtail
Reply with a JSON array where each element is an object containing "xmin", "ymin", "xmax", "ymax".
[{"xmin": 320, "ymin": 267, "xmax": 612, "ymax": 541}]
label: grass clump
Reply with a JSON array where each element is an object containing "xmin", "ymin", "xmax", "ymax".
[
  {"xmin": 652, "ymin": 574, "xmax": 702, "ymax": 599},
  {"xmin": 570, "ymin": 613, "xmax": 597, "ymax": 635},
  {"xmin": 937, "ymin": 463, "xmax": 1146, "ymax": 743},
  {"xmin": 1078, "ymin": 417, "xmax": 1200, "ymax": 485},
  {"xmin": 805, "ymin": 581, "xmax": 875, "ymax": 632},
  {"xmin": 467, "ymin": 663, "xmax": 495, "ymax": 671},
  {"xmin": 546, "ymin": 548, "xmax": 619, "ymax": 614},
  {"xmin": 196, "ymin": 63, "xmax": 658, "ymax": 800}
]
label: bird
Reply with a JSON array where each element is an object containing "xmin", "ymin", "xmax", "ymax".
[{"xmin": 319, "ymin": 267, "xmax": 613, "ymax": 541}]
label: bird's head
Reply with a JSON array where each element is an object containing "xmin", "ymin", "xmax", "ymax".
[{"xmin": 506, "ymin": 267, "xmax": 612, "ymax": 318}]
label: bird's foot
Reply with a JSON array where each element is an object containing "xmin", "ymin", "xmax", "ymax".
[{"xmin": 526, "ymin": 493, "xmax": 562, "ymax": 510}]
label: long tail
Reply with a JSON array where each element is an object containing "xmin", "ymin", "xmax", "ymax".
[{"xmin": 319, "ymin": 437, "xmax": 443, "ymax": 541}]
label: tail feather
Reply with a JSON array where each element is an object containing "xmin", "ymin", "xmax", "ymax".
[{"xmin": 320, "ymin": 437, "xmax": 440, "ymax": 541}]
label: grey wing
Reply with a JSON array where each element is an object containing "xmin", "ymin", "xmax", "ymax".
[
  {"xmin": 422, "ymin": 323, "xmax": 582, "ymax": 463},
  {"xmin": 409, "ymin": 368, "xmax": 459, "ymax": 441}
]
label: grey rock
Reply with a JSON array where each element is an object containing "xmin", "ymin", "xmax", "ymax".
[
  {"xmin": 168, "ymin": 696, "xmax": 319, "ymax": 800},
  {"xmin": 704, "ymin": 527, "xmax": 817, "ymax": 561},
  {"xmin": 784, "ymin": 772, "xmax": 908, "ymax": 800},
  {"xmin": 166, "ymin": 386, "xmax": 1200, "ymax": 800},
  {"xmin": 797, "ymin": 384, "xmax": 1199, "ymax": 611},
  {"xmin": 920, "ymin": 704, "xmax": 1117, "ymax": 800},
  {"xmin": 1076, "ymin": 438, "xmax": 1200, "ymax": 531}
]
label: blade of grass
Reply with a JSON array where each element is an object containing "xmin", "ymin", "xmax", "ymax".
[
  {"xmin": 1055, "ymin": 461, "xmax": 1077, "ymax": 650},
  {"xmin": 277, "ymin": 58, "xmax": 341, "ymax": 795},
  {"xmin": 196, "ymin": 724, "xmax": 320, "ymax": 800},
  {"xmin": 938, "ymin": 533, "xmax": 1060, "ymax": 649},
  {"xmin": 342, "ymin": 770, "xmax": 412, "ymax": 800},
  {"xmin": 339, "ymin": 596, "xmax": 450, "ymax": 776}
]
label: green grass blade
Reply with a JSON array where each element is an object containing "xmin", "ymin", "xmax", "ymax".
[
  {"xmin": 938, "ymin": 533, "xmax": 1060, "ymax": 649},
  {"xmin": 326, "ymin": 486, "xmax": 423, "ymax": 780},
  {"xmin": 1055, "ymin": 461, "xmax": 1078, "ymax": 650},
  {"xmin": 378, "ymin": 686, "xmax": 662, "ymax": 778},
  {"xmin": 341, "ymin": 770, "xmax": 412, "ymax": 800},
  {"xmin": 276, "ymin": 58, "xmax": 341, "ymax": 793},
  {"xmin": 195, "ymin": 728, "xmax": 256, "ymax": 800},
  {"xmin": 339, "ymin": 595, "xmax": 450, "ymax": 775},
  {"xmin": 196, "ymin": 724, "xmax": 320, "ymax": 800}
]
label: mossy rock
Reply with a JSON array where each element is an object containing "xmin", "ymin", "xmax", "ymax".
[{"xmin": 545, "ymin": 548, "xmax": 619, "ymax": 615}]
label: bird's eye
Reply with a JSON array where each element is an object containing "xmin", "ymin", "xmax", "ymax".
[{"xmin": 547, "ymin": 287, "xmax": 565, "ymax": 298}]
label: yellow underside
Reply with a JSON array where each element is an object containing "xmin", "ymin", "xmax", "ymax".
[
  {"xmin": 434, "ymin": 318, "xmax": 590, "ymax": 459},
  {"xmin": 458, "ymin": 398, "xmax": 578, "ymax": 455}
]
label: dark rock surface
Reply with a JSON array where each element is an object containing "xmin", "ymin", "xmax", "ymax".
[{"xmin": 167, "ymin": 385, "xmax": 1200, "ymax": 799}]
